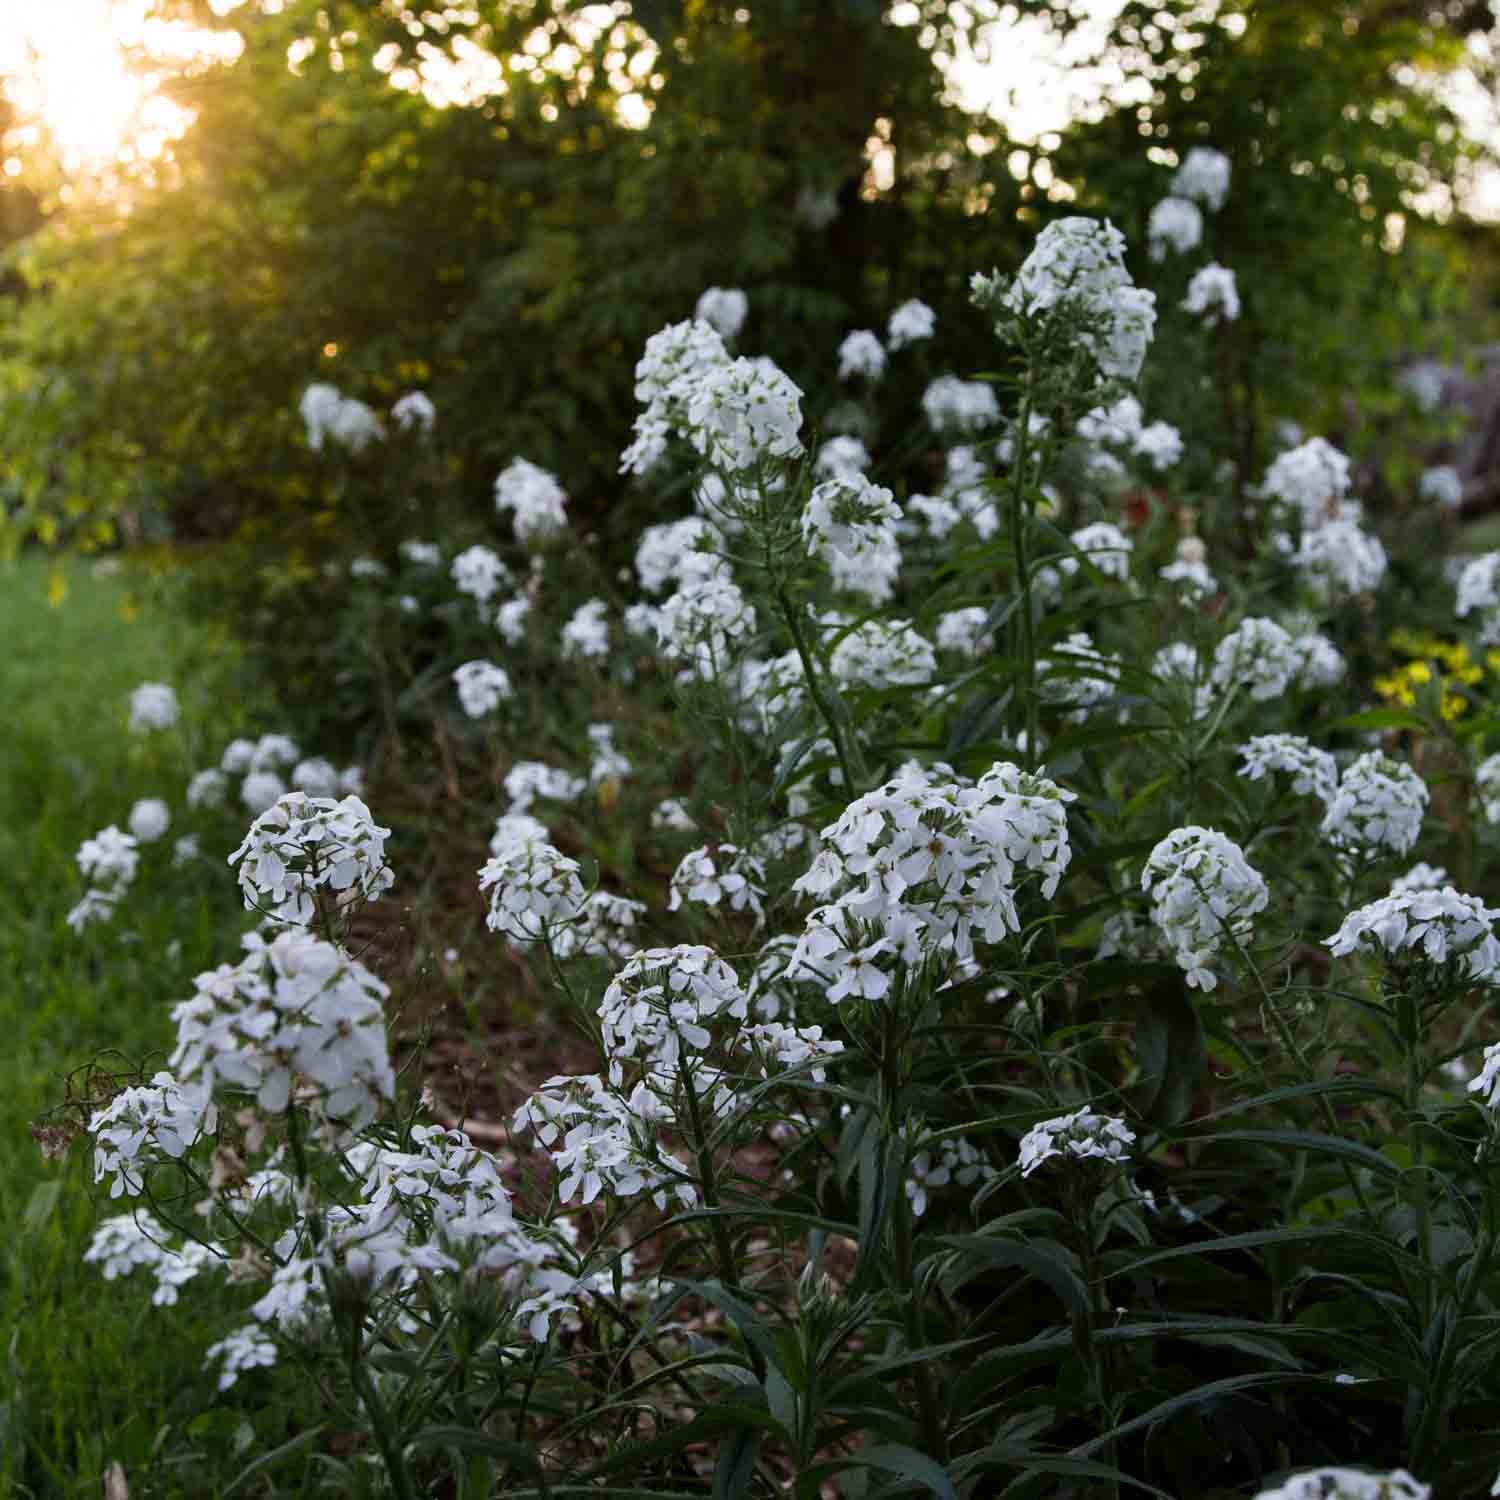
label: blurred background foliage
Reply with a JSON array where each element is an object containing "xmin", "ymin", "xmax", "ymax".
[{"xmin": 0, "ymin": 0, "xmax": 1495, "ymax": 718}]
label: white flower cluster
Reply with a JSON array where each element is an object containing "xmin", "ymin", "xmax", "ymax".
[
  {"xmin": 1477, "ymin": 751, "xmax": 1500, "ymax": 824},
  {"xmin": 1210, "ymin": 616, "xmax": 1300, "ymax": 701},
  {"xmin": 693, "ymin": 285, "xmax": 748, "ymax": 340},
  {"xmin": 1261, "ymin": 436, "xmax": 1352, "ymax": 529},
  {"xmin": 828, "ymin": 618, "xmax": 936, "ymax": 690},
  {"xmin": 391, "ymin": 389, "xmax": 435, "ymax": 433},
  {"xmin": 1182, "ymin": 262, "xmax": 1240, "ymax": 324},
  {"xmin": 1147, "ymin": 196, "xmax": 1203, "ymax": 260},
  {"xmin": 935, "ymin": 606, "xmax": 994, "ymax": 658},
  {"xmin": 1238, "ymin": 734, "xmax": 1338, "ymax": 804},
  {"xmin": 69, "ymin": 825, "xmax": 141, "ymax": 932},
  {"xmin": 1252, "ymin": 1470, "xmax": 1428, "ymax": 1500},
  {"xmin": 89, "ymin": 1071, "xmax": 217, "ymax": 1198},
  {"xmin": 453, "ymin": 660, "xmax": 514, "ymax": 718},
  {"xmin": 921, "ymin": 375, "xmax": 1001, "ymax": 435},
  {"xmin": 621, "ymin": 318, "xmax": 729, "ymax": 475},
  {"xmin": 479, "ymin": 830, "xmax": 585, "ymax": 947},
  {"xmin": 505, "ymin": 761, "xmax": 586, "ymax": 814},
  {"xmin": 1291, "ymin": 517, "xmax": 1387, "ymax": 602},
  {"xmin": 635, "ymin": 516, "xmax": 727, "ymax": 595},
  {"xmin": 684, "ymin": 355, "xmax": 805, "ymax": 473},
  {"xmin": 451, "ymin": 544, "xmax": 511, "ymax": 608},
  {"xmin": 1172, "ymin": 146, "xmax": 1232, "ymax": 210},
  {"xmin": 300, "ymin": 382, "xmax": 384, "ymax": 454},
  {"xmin": 1039, "ymin": 631, "xmax": 1120, "ymax": 722},
  {"xmin": 1319, "ymin": 752, "xmax": 1427, "ymax": 860},
  {"xmin": 837, "ymin": 329, "xmax": 886, "ymax": 382},
  {"xmin": 788, "ymin": 762, "xmax": 1074, "ymax": 1000},
  {"xmin": 1326, "ymin": 887, "xmax": 1500, "ymax": 982},
  {"xmin": 1018, "ymin": 1107, "xmax": 1135, "ymax": 1176},
  {"xmin": 905, "ymin": 1136, "xmax": 996, "ymax": 1215},
  {"xmin": 802, "ymin": 473, "xmax": 904, "ymax": 603},
  {"xmin": 1420, "ymin": 465, "xmax": 1463, "ymax": 510},
  {"xmin": 887, "ymin": 298, "xmax": 936, "ymax": 350},
  {"xmin": 561, "ymin": 598, "xmax": 611, "ymax": 661},
  {"xmin": 493, "ymin": 457, "xmax": 569, "ymax": 546},
  {"xmin": 977, "ymin": 216, "xmax": 1157, "ymax": 382},
  {"xmin": 815, "ymin": 435, "xmax": 871, "ymax": 479},
  {"xmin": 668, "ymin": 843, "xmax": 768, "ymax": 924},
  {"xmin": 228, "ymin": 793, "xmax": 394, "ymax": 928},
  {"xmin": 1456, "ymin": 552, "xmax": 1500, "ymax": 644},
  {"xmin": 84, "ymin": 1210, "xmax": 218, "ymax": 1306},
  {"xmin": 551, "ymin": 890, "xmax": 647, "ymax": 963},
  {"xmin": 1142, "ymin": 826, "xmax": 1268, "ymax": 990},
  {"xmin": 656, "ymin": 577, "xmax": 757, "ymax": 679},
  {"xmin": 170, "ymin": 928, "xmax": 395, "ymax": 1131},
  {"xmin": 129, "ymin": 681, "xmax": 180, "ymax": 734}
]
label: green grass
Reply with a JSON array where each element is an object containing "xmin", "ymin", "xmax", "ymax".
[{"xmin": 0, "ymin": 558, "xmax": 295, "ymax": 1498}]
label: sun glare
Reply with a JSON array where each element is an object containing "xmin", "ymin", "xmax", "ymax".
[{"xmin": 0, "ymin": 0, "xmax": 239, "ymax": 176}]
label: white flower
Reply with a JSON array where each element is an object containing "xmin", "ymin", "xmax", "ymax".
[
  {"xmin": 684, "ymin": 356, "xmax": 804, "ymax": 472},
  {"xmin": 1160, "ymin": 558, "xmax": 1218, "ymax": 598},
  {"xmin": 1320, "ymin": 752, "xmax": 1428, "ymax": 859},
  {"xmin": 454, "ymin": 660, "xmax": 515, "ymax": 718},
  {"xmin": 935, "ymin": 606, "xmax": 994, "ymax": 658},
  {"xmin": 1142, "ymin": 827, "xmax": 1268, "ymax": 990},
  {"xmin": 1210, "ymin": 617, "xmax": 1299, "ymax": 702},
  {"xmin": 1148, "ymin": 195, "xmax": 1203, "ymax": 259},
  {"xmin": 1171, "ymin": 147, "xmax": 1231, "ymax": 210},
  {"xmin": 78, "ymin": 825, "xmax": 140, "ymax": 889},
  {"xmin": 802, "ymin": 473, "xmax": 903, "ymax": 603},
  {"xmin": 504, "ymin": 762, "xmax": 586, "ymax": 815},
  {"xmin": 922, "ymin": 375, "xmax": 1000, "ymax": 435},
  {"xmin": 89, "ymin": 1071, "xmax": 217, "ymax": 1198},
  {"xmin": 128, "ymin": 682, "xmax": 179, "ymax": 734},
  {"xmin": 652, "ymin": 798, "xmax": 697, "ymax": 833},
  {"xmin": 289, "ymin": 758, "xmax": 340, "ymax": 798},
  {"xmin": 479, "ymin": 835, "xmax": 585, "ymax": 947},
  {"xmin": 694, "ymin": 286, "xmax": 749, "ymax": 340},
  {"xmin": 1039, "ymin": 631, "xmax": 1120, "ymax": 722},
  {"xmin": 1392, "ymin": 862, "xmax": 1449, "ymax": 895},
  {"xmin": 1070, "ymin": 521, "xmax": 1133, "ymax": 581},
  {"xmin": 1420, "ymin": 465, "xmax": 1463, "ymax": 510},
  {"xmin": 907, "ymin": 493, "xmax": 964, "ymax": 540},
  {"xmin": 228, "ymin": 792, "xmax": 395, "ymax": 927},
  {"xmin": 1134, "ymin": 421, "xmax": 1184, "ymax": 471},
  {"xmin": 489, "ymin": 812, "xmax": 550, "ymax": 856},
  {"xmin": 1238, "ymin": 734, "xmax": 1338, "ymax": 803},
  {"xmin": 494, "ymin": 458, "xmax": 569, "ymax": 546},
  {"xmin": 399, "ymin": 539, "xmax": 442, "ymax": 567},
  {"xmin": 906, "ymin": 1136, "xmax": 994, "ymax": 1215},
  {"xmin": 206, "ymin": 1327, "xmax": 279, "ymax": 1391},
  {"xmin": 220, "ymin": 737, "xmax": 256, "ymax": 774},
  {"xmin": 837, "ymin": 329, "xmax": 887, "ymax": 382},
  {"xmin": 391, "ymin": 389, "xmax": 436, "ymax": 433},
  {"xmin": 1293, "ymin": 631, "xmax": 1347, "ymax": 689},
  {"xmin": 172, "ymin": 834, "xmax": 200, "ymax": 868},
  {"xmin": 814, "ymin": 434, "xmax": 872, "ymax": 478},
  {"xmin": 1292, "ymin": 519, "xmax": 1387, "ymax": 602},
  {"xmin": 668, "ymin": 844, "xmax": 768, "ymax": 923},
  {"xmin": 66, "ymin": 887, "xmax": 120, "ymax": 932},
  {"xmin": 241, "ymin": 771, "xmax": 287, "ymax": 816},
  {"xmin": 349, "ymin": 556, "xmax": 387, "ymax": 580},
  {"xmin": 1182, "ymin": 262, "xmax": 1240, "ymax": 324},
  {"xmin": 1076, "ymin": 395, "xmax": 1143, "ymax": 446},
  {"xmin": 128, "ymin": 798, "xmax": 171, "ymax": 843},
  {"xmin": 1261, "ymin": 437, "xmax": 1352, "ymax": 529},
  {"xmin": 496, "ymin": 595, "xmax": 532, "ymax": 644},
  {"xmin": 656, "ymin": 578, "xmax": 757, "ymax": 679},
  {"xmin": 634, "ymin": 516, "xmax": 727, "ymax": 595},
  {"xmin": 1477, "ymin": 753, "xmax": 1500, "ymax": 825},
  {"xmin": 887, "ymin": 298, "xmax": 936, "ymax": 351},
  {"xmin": 1457, "ymin": 553, "xmax": 1500, "ymax": 643},
  {"xmin": 561, "ymin": 599, "xmax": 610, "ymax": 662},
  {"xmin": 597, "ymin": 945, "xmax": 751, "ymax": 1079},
  {"xmin": 552, "ymin": 890, "xmax": 648, "ymax": 963},
  {"xmin": 1019, "ymin": 1108, "xmax": 1135, "ymax": 1175},
  {"xmin": 301, "ymin": 382, "xmax": 385, "ymax": 452},
  {"xmin": 451, "ymin": 545, "xmax": 511, "ymax": 608},
  {"xmin": 1252, "ymin": 1469, "xmax": 1429, "ymax": 1500},
  {"xmin": 829, "ymin": 619, "xmax": 935, "ymax": 690},
  {"xmin": 1327, "ymin": 887, "xmax": 1500, "ymax": 982}
]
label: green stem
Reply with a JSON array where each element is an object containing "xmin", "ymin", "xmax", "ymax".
[
  {"xmin": 775, "ymin": 580, "xmax": 861, "ymax": 793},
  {"xmin": 1007, "ymin": 387, "xmax": 1039, "ymax": 770}
]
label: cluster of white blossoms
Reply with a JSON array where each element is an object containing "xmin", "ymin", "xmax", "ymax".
[
  {"xmin": 1419, "ymin": 464, "xmax": 1463, "ymax": 510},
  {"xmin": 684, "ymin": 355, "xmax": 805, "ymax": 473},
  {"xmin": 169, "ymin": 927, "xmax": 395, "ymax": 1132},
  {"xmin": 621, "ymin": 317, "xmax": 729, "ymax": 475},
  {"xmin": 801, "ymin": 472, "xmax": 904, "ymax": 603},
  {"xmin": 390, "ymin": 389, "xmax": 436, "ymax": 433},
  {"xmin": 1039, "ymin": 631, "xmax": 1120, "ymax": 722},
  {"xmin": 129, "ymin": 681, "xmax": 180, "ymax": 734},
  {"xmin": 656, "ymin": 576, "xmax": 758, "ymax": 679},
  {"xmin": 561, "ymin": 598, "xmax": 611, "ymax": 662},
  {"xmin": 1291, "ymin": 517, "xmax": 1388, "ymax": 602},
  {"xmin": 887, "ymin": 297, "xmax": 936, "ymax": 350},
  {"xmin": 828, "ymin": 618, "xmax": 936, "ymax": 690},
  {"xmin": 1476, "ymin": 751, "xmax": 1500, "ymax": 825},
  {"xmin": 1326, "ymin": 887, "xmax": 1500, "ymax": 982},
  {"xmin": 837, "ymin": 329, "xmax": 887, "ymax": 382},
  {"xmin": 1182, "ymin": 262, "xmax": 1240, "ymax": 324},
  {"xmin": 905, "ymin": 1135, "xmax": 996, "ymax": 1215},
  {"xmin": 1147, "ymin": 195, "xmax": 1203, "ymax": 260},
  {"xmin": 1210, "ymin": 616, "xmax": 1300, "ymax": 701},
  {"xmin": 1319, "ymin": 752, "xmax": 1428, "ymax": 860},
  {"xmin": 1160, "ymin": 537, "xmax": 1218, "ymax": 598},
  {"xmin": 935, "ymin": 606, "xmax": 995, "ymax": 658},
  {"xmin": 451, "ymin": 543, "xmax": 511, "ymax": 608},
  {"xmin": 493, "ymin": 457, "xmax": 569, "ymax": 546},
  {"xmin": 668, "ymin": 843, "xmax": 768, "ymax": 924},
  {"xmin": 635, "ymin": 515, "xmax": 727, "ymax": 595},
  {"xmin": 89, "ymin": 1071, "xmax": 217, "ymax": 1199},
  {"xmin": 973, "ymin": 216, "xmax": 1157, "ymax": 382},
  {"xmin": 68, "ymin": 825, "xmax": 141, "ymax": 932},
  {"xmin": 550, "ymin": 890, "xmax": 647, "ymax": 963},
  {"xmin": 693, "ymin": 285, "xmax": 748, "ymax": 340},
  {"xmin": 1238, "ymin": 734, "xmax": 1339, "ymax": 804},
  {"xmin": 84, "ymin": 1210, "xmax": 217, "ymax": 1307},
  {"xmin": 504, "ymin": 760, "xmax": 586, "ymax": 814},
  {"xmin": 1261, "ymin": 436, "xmax": 1353, "ymax": 529},
  {"xmin": 815, "ymin": 434, "xmax": 872, "ymax": 479},
  {"xmin": 129, "ymin": 797, "xmax": 171, "ymax": 843},
  {"xmin": 1018, "ymin": 1108, "xmax": 1135, "ymax": 1176},
  {"xmin": 788, "ymin": 761, "xmax": 1074, "ymax": 999},
  {"xmin": 921, "ymin": 375, "xmax": 1001, "ymax": 435},
  {"xmin": 1142, "ymin": 827, "xmax": 1268, "ymax": 990},
  {"xmin": 228, "ymin": 793, "xmax": 394, "ymax": 928},
  {"xmin": 453, "ymin": 660, "xmax": 514, "ymax": 718},
  {"xmin": 479, "ymin": 830, "xmax": 586, "ymax": 948},
  {"xmin": 1172, "ymin": 146, "xmax": 1232, "ymax": 209},
  {"xmin": 1456, "ymin": 552, "xmax": 1500, "ymax": 644},
  {"xmin": 1252, "ymin": 1471, "xmax": 1428, "ymax": 1500},
  {"xmin": 299, "ymin": 381, "xmax": 384, "ymax": 454}
]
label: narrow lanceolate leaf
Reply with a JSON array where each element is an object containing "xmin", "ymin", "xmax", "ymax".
[{"xmin": 937, "ymin": 1234, "xmax": 1090, "ymax": 1318}]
